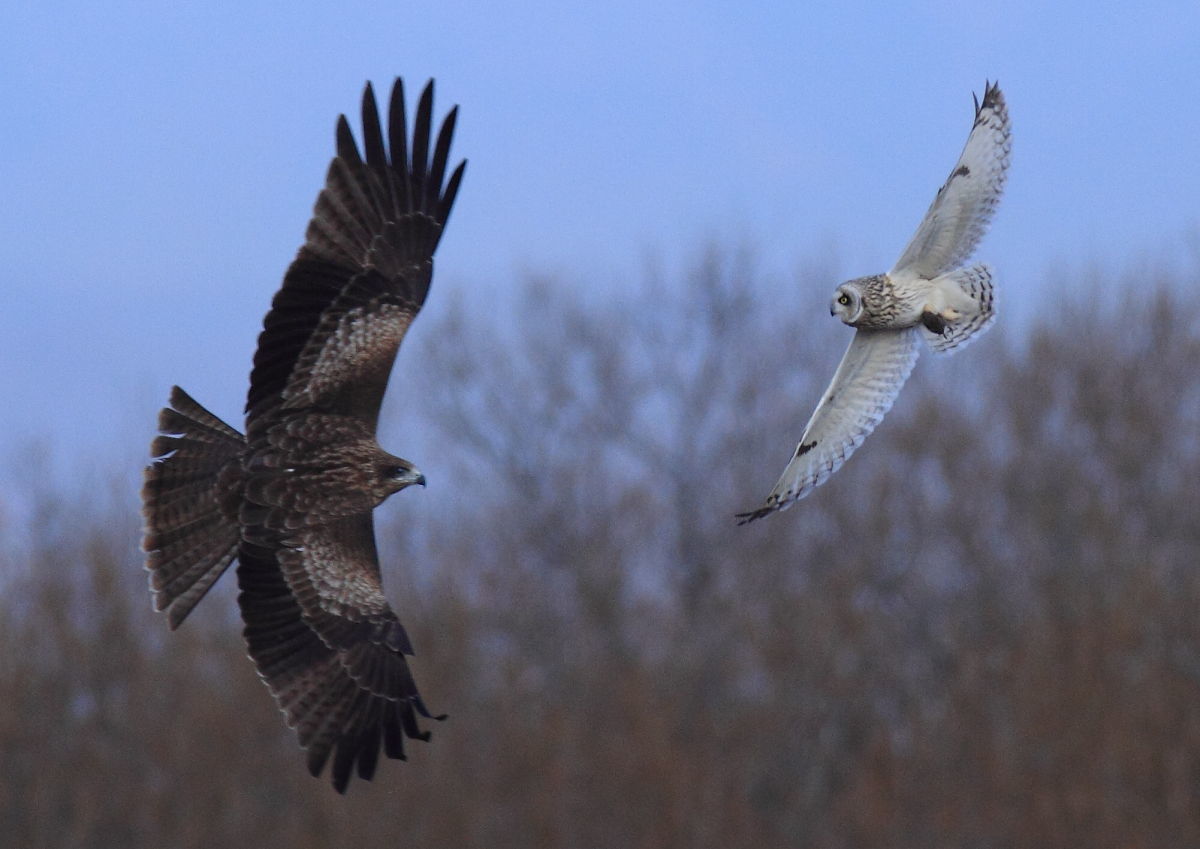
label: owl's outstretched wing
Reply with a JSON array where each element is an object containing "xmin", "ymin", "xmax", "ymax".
[
  {"xmin": 890, "ymin": 81, "xmax": 1011, "ymax": 279},
  {"xmin": 737, "ymin": 327, "xmax": 921, "ymax": 523}
]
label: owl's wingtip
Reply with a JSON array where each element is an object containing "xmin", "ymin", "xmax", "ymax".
[
  {"xmin": 975, "ymin": 80, "xmax": 1004, "ymax": 117},
  {"xmin": 735, "ymin": 501, "xmax": 781, "ymax": 525}
]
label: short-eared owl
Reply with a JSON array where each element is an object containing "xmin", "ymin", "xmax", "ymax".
[{"xmin": 738, "ymin": 82, "xmax": 1011, "ymax": 523}]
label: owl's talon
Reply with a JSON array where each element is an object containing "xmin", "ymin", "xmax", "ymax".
[
  {"xmin": 921, "ymin": 311, "xmax": 948, "ymax": 335},
  {"xmin": 920, "ymin": 305, "xmax": 963, "ymax": 335}
]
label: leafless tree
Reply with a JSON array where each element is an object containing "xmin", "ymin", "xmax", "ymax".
[{"xmin": 3, "ymin": 248, "xmax": 1200, "ymax": 847}]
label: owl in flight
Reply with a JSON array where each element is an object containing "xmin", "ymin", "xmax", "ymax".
[{"xmin": 737, "ymin": 82, "xmax": 1011, "ymax": 524}]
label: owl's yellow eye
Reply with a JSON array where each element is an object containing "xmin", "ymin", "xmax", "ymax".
[{"xmin": 837, "ymin": 294, "xmax": 851, "ymax": 306}]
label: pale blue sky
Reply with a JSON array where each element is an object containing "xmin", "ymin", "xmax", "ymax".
[{"xmin": 3, "ymin": 1, "xmax": 1199, "ymax": 471}]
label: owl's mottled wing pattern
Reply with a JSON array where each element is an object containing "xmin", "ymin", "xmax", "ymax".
[
  {"xmin": 890, "ymin": 81, "xmax": 1011, "ymax": 279},
  {"xmin": 245, "ymin": 79, "xmax": 465, "ymax": 436},
  {"xmin": 737, "ymin": 328, "xmax": 921, "ymax": 523}
]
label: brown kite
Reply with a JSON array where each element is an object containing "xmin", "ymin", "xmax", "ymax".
[{"xmin": 141, "ymin": 78, "xmax": 465, "ymax": 792}]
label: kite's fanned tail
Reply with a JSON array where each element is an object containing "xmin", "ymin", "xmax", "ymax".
[{"xmin": 142, "ymin": 386, "xmax": 245, "ymax": 628}]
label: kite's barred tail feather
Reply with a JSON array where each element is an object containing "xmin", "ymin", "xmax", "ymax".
[{"xmin": 142, "ymin": 386, "xmax": 245, "ymax": 628}]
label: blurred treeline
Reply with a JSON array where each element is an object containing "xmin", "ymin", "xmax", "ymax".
[{"xmin": 4, "ymin": 248, "xmax": 1200, "ymax": 848}]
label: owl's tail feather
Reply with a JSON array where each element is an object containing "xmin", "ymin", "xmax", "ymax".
[
  {"xmin": 922, "ymin": 263, "xmax": 995, "ymax": 353},
  {"xmin": 142, "ymin": 386, "xmax": 246, "ymax": 629}
]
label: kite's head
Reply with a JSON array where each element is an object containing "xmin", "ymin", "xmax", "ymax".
[
  {"xmin": 830, "ymin": 282, "xmax": 865, "ymax": 326},
  {"xmin": 382, "ymin": 458, "xmax": 427, "ymax": 494}
]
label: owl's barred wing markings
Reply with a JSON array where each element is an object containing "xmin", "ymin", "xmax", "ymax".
[
  {"xmin": 890, "ymin": 81, "xmax": 1011, "ymax": 279},
  {"xmin": 736, "ymin": 328, "xmax": 921, "ymax": 523}
]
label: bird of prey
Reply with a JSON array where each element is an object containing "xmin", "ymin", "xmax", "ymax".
[
  {"xmin": 141, "ymin": 78, "xmax": 466, "ymax": 791},
  {"xmin": 737, "ymin": 82, "xmax": 1010, "ymax": 524}
]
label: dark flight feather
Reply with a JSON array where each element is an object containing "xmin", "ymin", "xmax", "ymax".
[
  {"xmin": 245, "ymin": 77, "xmax": 464, "ymax": 431},
  {"xmin": 387, "ymin": 82, "xmax": 410, "ymax": 211}
]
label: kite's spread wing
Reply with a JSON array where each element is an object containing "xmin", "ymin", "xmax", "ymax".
[{"xmin": 246, "ymin": 80, "xmax": 465, "ymax": 435}]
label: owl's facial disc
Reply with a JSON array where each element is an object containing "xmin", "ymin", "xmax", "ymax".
[{"xmin": 830, "ymin": 285, "xmax": 862, "ymax": 325}]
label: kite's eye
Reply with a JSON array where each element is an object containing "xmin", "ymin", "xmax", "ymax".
[{"xmin": 385, "ymin": 464, "xmax": 426, "ymax": 487}]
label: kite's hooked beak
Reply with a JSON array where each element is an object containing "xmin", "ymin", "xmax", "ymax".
[{"xmin": 389, "ymin": 465, "xmax": 426, "ymax": 489}]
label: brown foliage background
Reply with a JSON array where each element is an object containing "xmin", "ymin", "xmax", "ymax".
[{"xmin": 4, "ymin": 250, "xmax": 1200, "ymax": 847}]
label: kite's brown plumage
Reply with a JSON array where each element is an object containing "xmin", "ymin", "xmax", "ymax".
[{"xmin": 141, "ymin": 78, "xmax": 464, "ymax": 792}]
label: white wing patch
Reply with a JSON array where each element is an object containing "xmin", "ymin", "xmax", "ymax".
[
  {"xmin": 282, "ymin": 302, "xmax": 410, "ymax": 410},
  {"xmin": 891, "ymin": 82, "xmax": 1011, "ymax": 279},
  {"xmin": 737, "ymin": 328, "xmax": 921, "ymax": 523},
  {"xmin": 277, "ymin": 518, "xmax": 392, "ymax": 623}
]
